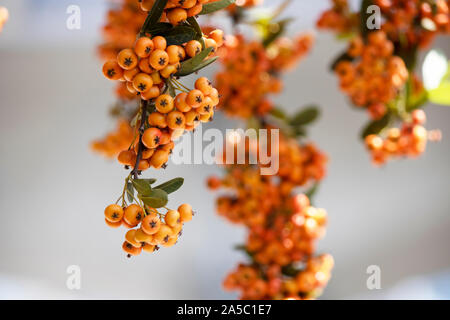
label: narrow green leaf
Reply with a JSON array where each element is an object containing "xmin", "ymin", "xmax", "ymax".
[
  {"xmin": 145, "ymin": 22, "xmax": 172, "ymax": 35},
  {"xmin": 175, "ymin": 47, "xmax": 216, "ymax": 76},
  {"xmin": 199, "ymin": 0, "xmax": 236, "ymax": 15},
  {"xmin": 155, "ymin": 26, "xmax": 197, "ymax": 46},
  {"xmin": 132, "ymin": 179, "xmax": 156, "ymax": 196},
  {"xmin": 269, "ymin": 107, "xmax": 288, "ymax": 120},
  {"xmin": 290, "ymin": 106, "xmax": 320, "ymax": 126},
  {"xmin": 186, "ymin": 17, "xmax": 205, "ymax": 48},
  {"xmin": 262, "ymin": 19, "xmax": 291, "ymax": 48},
  {"xmin": 360, "ymin": 113, "xmax": 391, "ymax": 139},
  {"xmin": 305, "ymin": 183, "xmax": 320, "ymax": 203},
  {"xmin": 141, "ymin": 0, "xmax": 169, "ymax": 34},
  {"xmin": 154, "ymin": 177, "xmax": 184, "ymax": 194},
  {"xmin": 126, "ymin": 182, "xmax": 134, "ymax": 203},
  {"xmin": 140, "ymin": 189, "xmax": 168, "ymax": 209}
]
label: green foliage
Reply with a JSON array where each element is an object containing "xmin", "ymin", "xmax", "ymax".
[
  {"xmin": 199, "ymin": 0, "xmax": 236, "ymax": 15},
  {"xmin": 141, "ymin": 0, "xmax": 169, "ymax": 34},
  {"xmin": 360, "ymin": 113, "xmax": 391, "ymax": 139},
  {"xmin": 289, "ymin": 106, "xmax": 320, "ymax": 126},
  {"xmin": 154, "ymin": 178, "xmax": 184, "ymax": 194},
  {"xmin": 140, "ymin": 189, "xmax": 168, "ymax": 209},
  {"xmin": 176, "ymin": 47, "xmax": 217, "ymax": 76}
]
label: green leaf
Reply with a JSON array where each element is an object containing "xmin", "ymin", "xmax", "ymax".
[
  {"xmin": 429, "ymin": 82, "xmax": 450, "ymax": 106},
  {"xmin": 132, "ymin": 179, "xmax": 156, "ymax": 196},
  {"xmin": 145, "ymin": 22, "xmax": 172, "ymax": 35},
  {"xmin": 155, "ymin": 26, "xmax": 197, "ymax": 46},
  {"xmin": 154, "ymin": 177, "xmax": 184, "ymax": 194},
  {"xmin": 199, "ymin": 0, "xmax": 236, "ymax": 15},
  {"xmin": 141, "ymin": 0, "xmax": 169, "ymax": 34},
  {"xmin": 305, "ymin": 183, "xmax": 320, "ymax": 203},
  {"xmin": 360, "ymin": 113, "xmax": 391, "ymax": 139},
  {"xmin": 175, "ymin": 47, "xmax": 216, "ymax": 76},
  {"xmin": 262, "ymin": 19, "xmax": 291, "ymax": 48},
  {"xmin": 126, "ymin": 182, "xmax": 134, "ymax": 203},
  {"xmin": 186, "ymin": 17, "xmax": 205, "ymax": 48},
  {"xmin": 289, "ymin": 106, "xmax": 320, "ymax": 126},
  {"xmin": 269, "ymin": 107, "xmax": 288, "ymax": 120},
  {"xmin": 140, "ymin": 189, "xmax": 168, "ymax": 209}
]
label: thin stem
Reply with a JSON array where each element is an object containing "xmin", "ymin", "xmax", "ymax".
[{"xmin": 131, "ymin": 99, "xmax": 149, "ymax": 179}]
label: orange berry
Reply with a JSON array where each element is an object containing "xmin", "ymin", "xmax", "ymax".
[
  {"xmin": 186, "ymin": 89, "xmax": 204, "ymax": 108},
  {"xmin": 117, "ymin": 48, "xmax": 138, "ymax": 70},
  {"xmin": 117, "ymin": 150, "xmax": 136, "ymax": 166},
  {"xmin": 150, "ymin": 149, "xmax": 170, "ymax": 168},
  {"xmin": 167, "ymin": 45, "xmax": 182, "ymax": 64},
  {"xmin": 167, "ymin": 111, "xmax": 186, "ymax": 130},
  {"xmin": 104, "ymin": 204, "xmax": 124, "ymax": 223},
  {"xmin": 133, "ymin": 73, "xmax": 153, "ymax": 93},
  {"xmin": 124, "ymin": 204, "xmax": 144, "ymax": 227},
  {"xmin": 125, "ymin": 229, "xmax": 142, "ymax": 248},
  {"xmin": 152, "ymin": 36, "xmax": 167, "ymax": 50},
  {"xmin": 134, "ymin": 228, "xmax": 153, "ymax": 244},
  {"xmin": 187, "ymin": 4, "xmax": 203, "ymax": 17},
  {"xmin": 142, "ymin": 243, "xmax": 157, "ymax": 253},
  {"xmin": 165, "ymin": 210, "xmax": 181, "ymax": 227},
  {"xmin": 141, "ymin": 85, "xmax": 160, "ymax": 100},
  {"xmin": 205, "ymin": 38, "xmax": 218, "ymax": 53},
  {"xmin": 149, "ymin": 49, "xmax": 169, "ymax": 70},
  {"xmin": 138, "ymin": 58, "xmax": 153, "ymax": 74},
  {"xmin": 148, "ymin": 112, "xmax": 168, "ymax": 128},
  {"xmin": 185, "ymin": 40, "xmax": 202, "ymax": 57},
  {"xmin": 123, "ymin": 68, "xmax": 139, "ymax": 82},
  {"xmin": 153, "ymin": 224, "xmax": 173, "ymax": 244},
  {"xmin": 160, "ymin": 64, "xmax": 178, "ymax": 78},
  {"xmin": 185, "ymin": 109, "xmax": 199, "ymax": 125},
  {"xmin": 141, "ymin": 214, "xmax": 162, "ymax": 235},
  {"xmin": 135, "ymin": 37, "xmax": 154, "ymax": 58},
  {"xmin": 122, "ymin": 241, "xmax": 142, "ymax": 256},
  {"xmin": 155, "ymin": 94, "xmax": 175, "ymax": 113},
  {"xmin": 209, "ymin": 29, "xmax": 224, "ymax": 47},
  {"xmin": 162, "ymin": 236, "xmax": 178, "ymax": 247},
  {"xmin": 141, "ymin": 148, "xmax": 155, "ymax": 160},
  {"xmin": 178, "ymin": 203, "xmax": 193, "ymax": 222},
  {"xmin": 103, "ymin": 61, "xmax": 123, "ymax": 80},
  {"xmin": 175, "ymin": 92, "xmax": 191, "ymax": 112},
  {"xmin": 167, "ymin": 8, "xmax": 187, "ymax": 25},
  {"xmin": 142, "ymin": 127, "xmax": 162, "ymax": 149},
  {"xmin": 198, "ymin": 96, "xmax": 214, "ymax": 115},
  {"xmin": 195, "ymin": 77, "xmax": 213, "ymax": 95}
]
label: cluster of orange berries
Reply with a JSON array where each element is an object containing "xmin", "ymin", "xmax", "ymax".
[
  {"xmin": 0, "ymin": 6, "xmax": 8, "ymax": 32},
  {"xmin": 335, "ymin": 31, "xmax": 409, "ymax": 119},
  {"xmin": 375, "ymin": 0, "xmax": 450, "ymax": 48},
  {"xmin": 209, "ymin": 131, "xmax": 327, "ymax": 227},
  {"xmin": 115, "ymin": 74, "xmax": 220, "ymax": 170},
  {"xmin": 209, "ymin": 131, "xmax": 331, "ymax": 299},
  {"xmin": 104, "ymin": 202, "xmax": 194, "ymax": 257},
  {"xmin": 215, "ymin": 33, "xmax": 313, "ymax": 118},
  {"xmin": 224, "ymin": 253, "xmax": 334, "ymax": 300},
  {"xmin": 365, "ymin": 109, "xmax": 441, "ymax": 165},
  {"xmin": 102, "ymin": 32, "xmax": 222, "ymax": 99},
  {"xmin": 316, "ymin": 0, "xmax": 358, "ymax": 34},
  {"xmin": 91, "ymin": 120, "xmax": 135, "ymax": 158},
  {"xmin": 139, "ymin": 0, "xmax": 215, "ymax": 25},
  {"xmin": 246, "ymin": 194, "xmax": 328, "ymax": 267},
  {"xmin": 98, "ymin": 0, "xmax": 146, "ymax": 61}
]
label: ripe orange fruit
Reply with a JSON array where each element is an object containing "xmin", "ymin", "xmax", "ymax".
[
  {"xmin": 133, "ymin": 73, "xmax": 153, "ymax": 93},
  {"xmin": 186, "ymin": 89, "xmax": 204, "ymax": 108},
  {"xmin": 142, "ymin": 127, "xmax": 162, "ymax": 149},
  {"xmin": 122, "ymin": 241, "xmax": 142, "ymax": 256},
  {"xmin": 155, "ymin": 94, "xmax": 175, "ymax": 113},
  {"xmin": 165, "ymin": 210, "xmax": 180, "ymax": 227},
  {"xmin": 102, "ymin": 61, "xmax": 123, "ymax": 80},
  {"xmin": 185, "ymin": 40, "xmax": 202, "ymax": 57},
  {"xmin": 178, "ymin": 203, "xmax": 193, "ymax": 222},
  {"xmin": 104, "ymin": 204, "xmax": 124, "ymax": 223},
  {"xmin": 141, "ymin": 214, "xmax": 162, "ymax": 235},
  {"xmin": 167, "ymin": 111, "xmax": 186, "ymax": 130},
  {"xmin": 123, "ymin": 204, "xmax": 144, "ymax": 227},
  {"xmin": 135, "ymin": 37, "xmax": 154, "ymax": 58},
  {"xmin": 117, "ymin": 48, "xmax": 138, "ymax": 70}
]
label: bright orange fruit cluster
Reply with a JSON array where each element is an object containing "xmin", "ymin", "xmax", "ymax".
[
  {"xmin": 365, "ymin": 110, "xmax": 441, "ymax": 165},
  {"xmin": 335, "ymin": 31, "xmax": 409, "ymax": 119},
  {"xmin": 224, "ymin": 253, "xmax": 334, "ymax": 300},
  {"xmin": 104, "ymin": 203, "xmax": 194, "ymax": 257},
  {"xmin": 91, "ymin": 120, "xmax": 135, "ymax": 158},
  {"xmin": 316, "ymin": 0, "xmax": 358, "ymax": 34},
  {"xmin": 209, "ymin": 129, "xmax": 331, "ymax": 299},
  {"xmin": 215, "ymin": 33, "xmax": 314, "ymax": 118},
  {"xmin": 140, "ymin": 0, "xmax": 215, "ymax": 24},
  {"xmin": 375, "ymin": 0, "xmax": 450, "ymax": 48}
]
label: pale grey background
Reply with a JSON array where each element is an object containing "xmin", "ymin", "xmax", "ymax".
[{"xmin": 0, "ymin": 0, "xmax": 449, "ymax": 299}]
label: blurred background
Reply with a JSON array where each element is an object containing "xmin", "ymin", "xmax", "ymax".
[{"xmin": 0, "ymin": 0, "xmax": 449, "ymax": 299}]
